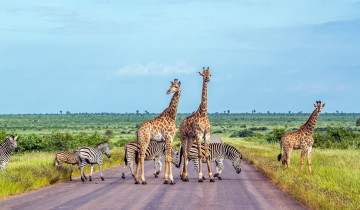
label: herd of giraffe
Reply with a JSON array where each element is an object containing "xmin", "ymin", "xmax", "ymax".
[
  {"xmin": 132, "ymin": 66, "xmax": 325, "ymax": 185},
  {"xmin": 1, "ymin": 66, "xmax": 325, "ymax": 185}
]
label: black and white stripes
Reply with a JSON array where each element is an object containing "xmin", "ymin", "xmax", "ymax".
[
  {"xmin": 122, "ymin": 141, "xmax": 180, "ymax": 179},
  {"xmin": 179, "ymin": 143, "xmax": 242, "ymax": 180},
  {"xmin": 0, "ymin": 136, "xmax": 19, "ymax": 173},
  {"xmin": 54, "ymin": 150, "xmax": 84, "ymax": 181},
  {"xmin": 76, "ymin": 141, "xmax": 111, "ymax": 182}
]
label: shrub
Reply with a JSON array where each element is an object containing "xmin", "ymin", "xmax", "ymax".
[
  {"xmin": 266, "ymin": 127, "xmax": 286, "ymax": 143},
  {"xmin": 356, "ymin": 118, "xmax": 360, "ymax": 127},
  {"xmin": 230, "ymin": 129, "xmax": 255, "ymax": 138}
]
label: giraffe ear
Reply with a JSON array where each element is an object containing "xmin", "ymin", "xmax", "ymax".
[
  {"xmin": 178, "ymin": 81, "xmax": 181, "ymax": 86},
  {"xmin": 170, "ymin": 81, "xmax": 173, "ymax": 85},
  {"xmin": 322, "ymin": 103, "xmax": 325, "ymax": 108},
  {"xmin": 313, "ymin": 104, "xmax": 316, "ymax": 108}
]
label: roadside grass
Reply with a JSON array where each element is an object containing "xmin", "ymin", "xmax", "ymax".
[
  {"xmin": 224, "ymin": 137, "xmax": 360, "ymax": 209},
  {"xmin": 0, "ymin": 147, "xmax": 124, "ymax": 199}
]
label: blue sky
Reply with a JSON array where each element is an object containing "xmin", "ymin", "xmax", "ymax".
[{"xmin": 1, "ymin": 0, "xmax": 360, "ymax": 114}]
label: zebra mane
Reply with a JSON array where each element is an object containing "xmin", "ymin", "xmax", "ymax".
[
  {"xmin": 223, "ymin": 143, "xmax": 241, "ymax": 160},
  {"xmin": 97, "ymin": 141, "xmax": 109, "ymax": 150},
  {"xmin": 0, "ymin": 136, "xmax": 12, "ymax": 147}
]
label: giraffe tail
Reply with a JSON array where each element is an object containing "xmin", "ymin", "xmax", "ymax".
[{"xmin": 278, "ymin": 141, "xmax": 282, "ymax": 161}]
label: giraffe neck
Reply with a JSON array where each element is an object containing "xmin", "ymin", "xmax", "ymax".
[
  {"xmin": 301, "ymin": 109, "xmax": 320, "ymax": 134},
  {"xmin": 166, "ymin": 90, "xmax": 181, "ymax": 122},
  {"xmin": 197, "ymin": 80, "xmax": 208, "ymax": 117}
]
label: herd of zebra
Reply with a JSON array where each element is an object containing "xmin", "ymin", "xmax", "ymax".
[{"xmin": 0, "ymin": 135, "xmax": 242, "ymax": 182}]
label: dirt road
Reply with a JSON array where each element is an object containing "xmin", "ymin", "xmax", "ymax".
[{"xmin": 0, "ymin": 159, "xmax": 305, "ymax": 210}]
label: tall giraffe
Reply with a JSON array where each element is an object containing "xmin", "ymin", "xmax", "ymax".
[
  {"xmin": 134, "ymin": 79, "xmax": 181, "ymax": 185},
  {"xmin": 179, "ymin": 67, "xmax": 215, "ymax": 182},
  {"xmin": 278, "ymin": 101, "xmax": 325, "ymax": 173}
]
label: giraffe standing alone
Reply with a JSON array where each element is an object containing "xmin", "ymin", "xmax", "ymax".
[
  {"xmin": 134, "ymin": 79, "xmax": 181, "ymax": 185},
  {"xmin": 179, "ymin": 67, "xmax": 215, "ymax": 182},
  {"xmin": 278, "ymin": 101, "xmax": 325, "ymax": 173}
]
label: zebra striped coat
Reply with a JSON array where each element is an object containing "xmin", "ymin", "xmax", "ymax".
[
  {"xmin": 0, "ymin": 136, "xmax": 18, "ymax": 173},
  {"xmin": 122, "ymin": 141, "xmax": 180, "ymax": 179},
  {"xmin": 178, "ymin": 143, "xmax": 242, "ymax": 180},
  {"xmin": 54, "ymin": 150, "xmax": 87, "ymax": 181},
  {"xmin": 76, "ymin": 141, "xmax": 111, "ymax": 182}
]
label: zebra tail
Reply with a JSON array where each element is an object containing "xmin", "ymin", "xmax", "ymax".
[
  {"xmin": 278, "ymin": 140, "xmax": 282, "ymax": 161},
  {"xmin": 54, "ymin": 155, "xmax": 58, "ymax": 166},
  {"xmin": 177, "ymin": 145, "xmax": 183, "ymax": 168},
  {"xmin": 124, "ymin": 146, "xmax": 128, "ymax": 166}
]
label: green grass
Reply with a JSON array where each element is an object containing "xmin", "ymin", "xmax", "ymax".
[
  {"xmin": 224, "ymin": 137, "xmax": 360, "ymax": 209},
  {"xmin": 0, "ymin": 147, "xmax": 125, "ymax": 199}
]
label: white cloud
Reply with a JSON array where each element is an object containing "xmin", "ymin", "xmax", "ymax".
[{"xmin": 115, "ymin": 61, "xmax": 196, "ymax": 76}]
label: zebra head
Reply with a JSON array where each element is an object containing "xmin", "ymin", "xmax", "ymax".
[
  {"xmin": 171, "ymin": 147, "xmax": 180, "ymax": 166},
  {"xmin": 8, "ymin": 136, "xmax": 19, "ymax": 152},
  {"xmin": 97, "ymin": 141, "xmax": 111, "ymax": 158},
  {"xmin": 232, "ymin": 154, "xmax": 242, "ymax": 174}
]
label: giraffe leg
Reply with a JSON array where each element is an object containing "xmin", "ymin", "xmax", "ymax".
[
  {"xmin": 134, "ymin": 156, "xmax": 140, "ymax": 184},
  {"xmin": 300, "ymin": 146, "xmax": 307, "ymax": 171},
  {"xmin": 181, "ymin": 137, "xmax": 191, "ymax": 182},
  {"xmin": 196, "ymin": 135, "xmax": 204, "ymax": 182},
  {"xmin": 286, "ymin": 148, "xmax": 293, "ymax": 168},
  {"xmin": 164, "ymin": 137, "xmax": 175, "ymax": 185},
  {"xmin": 204, "ymin": 132, "xmax": 214, "ymax": 182},
  {"xmin": 307, "ymin": 146, "xmax": 312, "ymax": 173}
]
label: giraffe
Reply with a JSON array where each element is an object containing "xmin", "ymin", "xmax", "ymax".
[
  {"xmin": 179, "ymin": 67, "xmax": 215, "ymax": 182},
  {"xmin": 278, "ymin": 100, "xmax": 325, "ymax": 173},
  {"xmin": 134, "ymin": 79, "xmax": 181, "ymax": 185}
]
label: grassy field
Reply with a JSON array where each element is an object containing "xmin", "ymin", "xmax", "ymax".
[
  {"xmin": 224, "ymin": 137, "xmax": 360, "ymax": 209},
  {"xmin": 0, "ymin": 147, "xmax": 125, "ymax": 199},
  {"xmin": 0, "ymin": 113, "xmax": 360, "ymax": 208}
]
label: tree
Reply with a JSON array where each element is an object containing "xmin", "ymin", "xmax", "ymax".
[
  {"xmin": 59, "ymin": 110, "xmax": 63, "ymax": 115},
  {"xmin": 104, "ymin": 129, "xmax": 114, "ymax": 139},
  {"xmin": 356, "ymin": 118, "xmax": 360, "ymax": 127},
  {"xmin": 136, "ymin": 110, "xmax": 139, "ymax": 114},
  {"xmin": 252, "ymin": 109, "xmax": 256, "ymax": 114},
  {"xmin": 227, "ymin": 110, "xmax": 230, "ymax": 114}
]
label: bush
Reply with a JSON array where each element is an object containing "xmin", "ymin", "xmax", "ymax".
[
  {"xmin": 313, "ymin": 126, "xmax": 360, "ymax": 149},
  {"xmin": 356, "ymin": 118, "xmax": 360, "ymax": 127},
  {"xmin": 266, "ymin": 127, "xmax": 286, "ymax": 143},
  {"xmin": 230, "ymin": 129, "xmax": 255, "ymax": 138}
]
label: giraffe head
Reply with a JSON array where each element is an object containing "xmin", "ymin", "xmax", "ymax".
[
  {"xmin": 166, "ymin": 79, "xmax": 181, "ymax": 94},
  {"xmin": 313, "ymin": 100, "xmax": 325, "ymax": 113},
  {"xmin": 198, "ymin": 67, "xmax": 211, "ymax": 83},
  {"xmin": 8, "ymin": 135, "xmax": 18, "ymax": 152}
]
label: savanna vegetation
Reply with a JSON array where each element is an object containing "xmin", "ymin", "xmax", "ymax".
[{"xmin": 0, "ymin": 113, "xmax": 359, "ymax": 208}]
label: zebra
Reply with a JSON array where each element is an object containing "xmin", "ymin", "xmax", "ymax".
[
  {"xmin": 0, "ymin": 136, "xmax": 19, "ymax": 173},
  {"xmin": 177, "ymin": 142, "xmax": 242, "ymax": 180},
  {"xmin": 54, "ymin": 150, "xmax": 87, "ymax": 181},
  {"xmin": 121, "ymin": 141, "xmax": 180, "ymax": 179},
  {"xmin": 76, "ymin": 141, "xmax": 111, "ymax": 182}
]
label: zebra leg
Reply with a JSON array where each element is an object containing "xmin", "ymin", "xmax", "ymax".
[
  {"xmin": 217, "ymin": 160, "xmax": 224, "ymax": 180},
  {"xmin": 157, "ymin": 158, "xmax": 162, "ymax": 176},
  {"xmin": 193, "ymin": 159, "xmax": 205, "ymax": 180},
  {"xmin": 70, "ymin": 164, "xmax": 75, "ymax": 181},
  {"xmin": 154, "ymin": 158, "xmax": 159, "ymax": 178},
  {"xmin": 122, "ymin": 163, "xmax": 127, "ymax": 179},
  {"xmin": 0, "ymin": 163, "xmax": 5, "ymax": 173},
  {"xmin": 89, "ymin": 164, "xmax": 94, "ymax": 181},
  {"xmin": 204, "ymin": 132, "xmax": 214, "ymax": 182},
  {"xmin": 79, "ymin": 160, "xmax": 86, "ymax": 182},
  {"xmin": 99, "ymin": 164, "xmax": 104, "ymax": 181}
]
